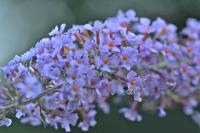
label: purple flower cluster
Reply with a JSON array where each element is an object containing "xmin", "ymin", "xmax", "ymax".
[{"xmin": 0, "ymin": 9, "xmax": 200, "ymax": 131}]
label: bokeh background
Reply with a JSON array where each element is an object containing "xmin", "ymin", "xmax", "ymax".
[{"xmin": 0, "ymin": 0, "xmax": 200, "ymax": 133}]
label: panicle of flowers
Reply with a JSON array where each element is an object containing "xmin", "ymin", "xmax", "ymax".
[{"xmin": 0, "ymin": 9, "xmax": 200, "ymax": 132}]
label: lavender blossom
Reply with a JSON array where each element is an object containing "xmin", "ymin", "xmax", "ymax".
[{"xmin": 0, "ymin": 9, "xmax": 200, "ymax": 132}]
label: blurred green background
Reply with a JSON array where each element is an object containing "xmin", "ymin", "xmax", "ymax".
[{"xmin": 0, "ymin": 0, "xmax": 200, "ymax": 133}]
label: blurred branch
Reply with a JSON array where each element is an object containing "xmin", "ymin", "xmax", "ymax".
[{"xmin": 0, "ymin": 85, "xmax": 61, "ymax": 118}]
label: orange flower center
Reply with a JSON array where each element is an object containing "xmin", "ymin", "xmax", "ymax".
[
  {"xmin": 198, "ymin": 59, "xmax": 200, "ymax": 64},
  {"xmin": 77, "ymin": 59, "xmax": 81, "ymax": 64},
  {"xmin": 197, "ymin": 72, "xmax": 200, "ymax": 77},
  {"xmin": 159, "ymin": 28, "xmax": 167, "ymax": 35},
  {"xmin": 171, "ymin": 51, "xmax": 177, "ymax": 57},
  {"xmin": 130, "ymin": 79, "xmax": 136, "ymax": 86},
  {"xmin": 72, "ymin": 86, "xmax": 79, "ymax": 92},
  {"xmin": 122, "ymin": 55, "xmax": 128, "ymax": 61},
  {"xmin": 103, "ymin": 59, "xmax": 109, "ymax": 64},
  {"xmin": 108, "ymin": 42, "xmax": 114, "ymax": 48},
  {"xmin": 182, "ymin": 67, "xmax": 188, "ymax": 73},
  {"xmin": 187, "ymin": 48, "xmax": 193, "ymax": 54},
  {"xmin": 72, "ymin": 75, "xmax": 77, "ymax": 80},
  {"xmin": 164, "ymin": 48, "xmax": 169, "ymax": 54},
  {"xmin": 28, "ymin": 86, "xmax": 33, "ymax": 91},
  {"xmin": 61, "ymin": 46, "xmax": 69, "ymax": 56}
]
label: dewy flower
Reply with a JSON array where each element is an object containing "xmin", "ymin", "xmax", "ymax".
[{"xmin": 1, "ymin": 9, "xmax": 200, "ymax": 132}]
